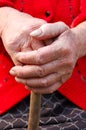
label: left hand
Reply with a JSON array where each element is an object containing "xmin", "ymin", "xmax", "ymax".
[{"xmin": 0, "ymin": 7, "xmax": 47, "ymax": 65}]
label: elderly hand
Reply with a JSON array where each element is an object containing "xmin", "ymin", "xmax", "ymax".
[
  {"xmin": 10, "ymin": 22, "xmax": 79, "ymax": 94},
  {"xmin": 0, "ymin": 7, "xmax": 46, "ymax": 65}
]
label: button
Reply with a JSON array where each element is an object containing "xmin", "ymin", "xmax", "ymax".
[{"xmin": 45, "ymin": 11, "xmax": 50, "ymax": 17}]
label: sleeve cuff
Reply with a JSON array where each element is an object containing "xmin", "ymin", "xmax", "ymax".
[{"xmin": 71, "ymin": 13, "xmax": 86, "ymax": 27}]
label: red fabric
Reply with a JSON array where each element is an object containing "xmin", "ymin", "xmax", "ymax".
[
  {"xmin": 0, "ymin": 40, "xmax": 30, "ymax": 114},
  {"xmin": 72, "ymin": 0, "xmax": 86, "ymax": 27},
  {"xmin": 59, "ymin": 66, "xmax": 86, "ymax": 110},
  {"xmin": 0, "ymin": 0, "xmax": 86, "ymax": 115},
  {"xmin": 0, "ymin": 0, "xmax": 14, "ymax": 7}
]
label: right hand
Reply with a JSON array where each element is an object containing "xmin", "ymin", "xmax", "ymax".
[{"xmin": 0, "ymin": 7, "xmax": 46, "ymax": 65}]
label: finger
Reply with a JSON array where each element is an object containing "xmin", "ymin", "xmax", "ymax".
[
  {"xmin": 10, "ymin": 64, "xmax": 48, "ymax": 78},
  {"xmin": 61, "ymin": 73, "xmax": 71, "ymax": 83},
  {"xmin": 10, "ymin": 61, "xmax": 58, "ymax": 78},
  {"xmin": 15, "ymin": 43, "xmax": 63, "ymax": 65},
  {"xmin": 29, "ymin": 37, "xmax": 45, "ymax": 50},
  {"xmin": 30, "ymin": 22, "xmax": 69, "ymax": 40},
  {"xmin": 15, "ymin": 73, "xmax": 60, "ymax": 87},
  {"xmin": 10, "ymin": 59, "xmax": 72, "ymax": 78},
  {"xmin": 27, "ymin": 82, "xmax": 62, "ymax": 94},
  {"xmin": 15, "ymin": 50, "xmax": 38, "ymax": 65},
  {"xmin": 10, "ymin": 65, "xmax": 42, "ymax": 78}
]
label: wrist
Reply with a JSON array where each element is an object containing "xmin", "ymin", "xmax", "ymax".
[
  {"xmin": 0, "ymin": 7, "xmax": 18, "ymax": 36},
  {"xmin": 71, "ymin": 22, "xmax": 86, "ymax": 58}
]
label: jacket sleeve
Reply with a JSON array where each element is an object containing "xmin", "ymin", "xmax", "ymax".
[
  {"xmin": 0, "ymin": 0, "xmax": 15, "ymax": 8},
  {"xmin": 71, "ymin": 0, "xmax": 86, "ymax": 27}
]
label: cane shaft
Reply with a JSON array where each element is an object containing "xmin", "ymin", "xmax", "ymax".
[{"xmin": 28, "ymin": 91, "xmax": 41, "ymax": 130}]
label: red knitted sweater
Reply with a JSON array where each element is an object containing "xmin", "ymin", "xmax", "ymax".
[{"xmin": 0, "ymin": 0, "xmax": 86, "ymax": 115}]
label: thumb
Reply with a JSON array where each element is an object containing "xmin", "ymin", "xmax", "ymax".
[{"xmin": 30, "ymin": 22, "xmax": 69, "ymax": 40}]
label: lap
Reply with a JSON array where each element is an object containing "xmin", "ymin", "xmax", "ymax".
[{"xmin": 0, "ymin": 91, "xmax": 86, "ymax": 130}]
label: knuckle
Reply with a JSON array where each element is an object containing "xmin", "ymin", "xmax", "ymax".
[
  {"xmin": 58, "ymin": 21, "xmax": 66, "ymax": 27},
  {"xmin": 37, "ymin": 66, "xmax": 45, "ymax": 77},
  {"xmin": 41, "ymin": 23, "xmax": 52, "ymax": 35},
  {"xmin": 41, "ymin": 79, "xmax": 48, "ymax": 87},
  {"xmin": 59, "ymin": 21, "xmax": 64, "ymax": 25},
  {"xmin": 49, "ymin": 89, "xmax": 54, "ymax": 94},
  {"xmin": 17, "ymin": 70, "xmax": 23, "ymax": 77},
  {"xmin": 64, "ymin": 47, "xmax": 71, "ymax": 55},
  {"xmin": 41, "ymin": 23, "xmax": 50, "ymax": 31},
  {"xmin": 59, "ymin": 21, "xmax": 69, "ymax": 29},
  {"xmin": 54, "ymin": 73, "xmax": 59, "ymax": 81},
  {"xmin": 36, "ymin": 50, "xmax": 45, "ymax": 65},
  {"xmin": 35, "ymin": 18, "xmax": 46, "ymax": 25}
]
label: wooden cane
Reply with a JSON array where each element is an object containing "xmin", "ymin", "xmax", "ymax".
[{"xmin": 28, "ymin": 91, "xmax": 41, "ymax": 130}]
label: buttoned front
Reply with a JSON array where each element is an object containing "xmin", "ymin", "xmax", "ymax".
[
  {"xmin": 23, "ymin": 0, "xmax": 54, "ymax": 22},
  {"xmin": 14, "ymin": 0, "xmax": 80, "ymax": 25}
]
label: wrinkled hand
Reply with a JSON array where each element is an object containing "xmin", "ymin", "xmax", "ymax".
[
  {"xmin": 0, "ymin": 7, "xmax": 46, "ymax": 65},
  {"xmin": 10, "ymin": 23, "xmax": 77, "ymax": 94}
]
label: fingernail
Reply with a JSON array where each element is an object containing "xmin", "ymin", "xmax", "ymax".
[
  {"xmin": 9, "ymin": 69, "xmax": 16, "ymax": 76},
  {"xmin": 30, "ymin": 29, "xmax": 42, "ymax": 37}
]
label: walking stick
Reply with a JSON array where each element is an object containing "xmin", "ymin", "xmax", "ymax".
[{"xmin": 28, "ymin": 91, "xmax": 41, "ymax": 130}]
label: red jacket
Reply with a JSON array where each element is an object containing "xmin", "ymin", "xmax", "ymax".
[{"xmin": 0, "ymin": 0, "xmax": 86, "ymax": 115}]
